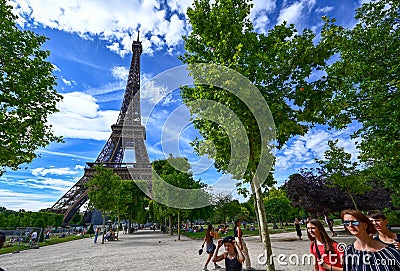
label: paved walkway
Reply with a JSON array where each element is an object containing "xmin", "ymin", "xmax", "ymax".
[{"xmin": 0, "ymin": 227, "xmax": 355, "ymax": 271}]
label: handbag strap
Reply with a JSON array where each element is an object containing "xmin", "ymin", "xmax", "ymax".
[{"xmin": 314, "ymin": 241, "xmax": 322, "ymax": 259}]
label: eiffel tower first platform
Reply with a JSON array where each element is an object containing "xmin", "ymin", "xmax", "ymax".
[{"xmin": 48, "ymin": 35, "xmax": 152, "ymax": 224}]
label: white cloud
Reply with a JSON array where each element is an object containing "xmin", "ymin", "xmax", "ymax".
[
  {"xmin": 111, "ymin": 66, "xmax": 129, "ymax": 81},
  {"xmin": 275, "ymin": 126, "xmax": 359, "ymax": 175},
  {"xmin": 11, "ymin": 0, "xmax": 190, "ymax": 56},
  {"xmin": 31, "ymin": 167, "xmax": 79, "ymax": 177},
  {"xmin": 315, "ymin": 6, "xmax": 334, "ymax": 14},
  {"xmin": 0, "ymin": 189, "xmax": 55, "ymax": 211},
  {"xmin": 245, "ymin": 0, "xmax": 277, "ymax": 33},
  {"xmin": 48, "ymin": 92, "xmax": 118, "ymax": 140},
  {"xmin": 61, "ymin": 77, "xmax": 75, "ymax": 87},
  {"xmin": 277, "ymin": 2, "xmax": 304, "ymax": 26}
]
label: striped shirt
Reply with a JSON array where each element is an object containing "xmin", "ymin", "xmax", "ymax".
[{"xmin": 343, "ymin": 244, "xmax": 400, "ymax": 271}]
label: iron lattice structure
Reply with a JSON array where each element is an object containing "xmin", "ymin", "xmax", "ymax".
[{"xmin": 48, "ymin": 36, "xmax": 152, "ymax": 224}]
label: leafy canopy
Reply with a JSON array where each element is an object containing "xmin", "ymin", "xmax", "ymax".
[{"xmin": 0, "ymin": 0, "xmax": 62, "ymax": 175}]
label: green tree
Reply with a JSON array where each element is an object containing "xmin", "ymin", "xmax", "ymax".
[
  {"xmin": 321, "ymin": 0, "xmax": 400, "ymax": 206},
  {"xmin": 0, "ymin": 0, "xmax": 63, "ymax": 176},
  {"xmin": 264, "ymin": 187, "xmax": 293, "ymax": 227},
  {"xmin": 212, "ymin": 194, "xmax": 241, "ymax": 225},
  {"xmin": 180, "ymin": 1, "xmax": 336, "ymax": 269},
  {"xmin": 316, "ymin": 140, "xmax": 371, "ymax": 210},
  {"xmin": 85, "ymin": 166, "xmax": 121, "ymax": 244},
  {"xmin": 152, "ymin": 155, "xmax": 208, "ymax": 239}
]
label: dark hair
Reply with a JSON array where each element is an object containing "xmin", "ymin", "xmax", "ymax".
[
  {"xmin": 306, "ymin": 219, "xmax": 336, "ymax": 254},
  {"xmin": 235, "ymin": 219, "xmax": 240, "ymax": 226},
  {"xmin": 367, "ymin": 211, "xmax": 386, "ymax": 220},
  {"xmin": 341, "ymin": 209, "xmax": 377, "ymax": 235},
  {"xmin": 222, "ymin": 236, "xmax": 235, "ymax": 244}
]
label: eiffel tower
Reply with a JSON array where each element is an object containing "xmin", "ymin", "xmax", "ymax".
[{"xmin": 48, "ymin": 34, "xmax": 152, "ymax": 224}]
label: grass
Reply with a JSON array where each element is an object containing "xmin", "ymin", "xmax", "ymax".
[{"xmin": 0, "ymin": 234, "xmax": 90, "ymax": 255}]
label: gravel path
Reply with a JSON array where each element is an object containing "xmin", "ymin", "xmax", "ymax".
[{"xmin": 0, "ymin": 227, "xmax": 355, "ymax": 271}]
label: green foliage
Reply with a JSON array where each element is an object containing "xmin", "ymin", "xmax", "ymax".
[
  {"xmin": 212, "ymin": 194, "xmax": 242, "ymax": 224},
  {"xmin": 85, "ymin": 166, "xmax": 122, "ymax": 215},
  {"xmin": 34, "ymin": 218, "xmax": 46, "ymax": 228},
  {"xmin": 181, "ymin": 0, "xmax": 338, "ymax": 193},
  {"xmin": 87, "ymin": 224, "xmax": 95, "ymax": 235},
  {"xmin": 316, "ymin": 140, "xmax": 371, "ymax": 210},
  {"xmin": 151, "ymin": 155, "xmax": 211, "ymax": 225},
  {"xmin": 0, "ymin": 208, "xmax": 63, "ymax": 228},
  {"xmin": 321, "ymin": 0, "xmax": 400, "ymax": 206},
  {"xmin": 0, "ymin": 0, "xmax": 63, "ymax": 175},
  {"xmin": 264, "ymin": 187, "xmax": 294, "ymax": 225}
]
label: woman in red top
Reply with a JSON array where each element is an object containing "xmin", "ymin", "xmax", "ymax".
[{"xmin": 307, "ymin": 219, "xmax": 343, "ymax": 271}]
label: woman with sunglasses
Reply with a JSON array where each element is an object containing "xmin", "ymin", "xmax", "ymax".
[
  {"xmin": 307, "ymin": 219, "xmax": 343, "ymax": 271},
  {"xmin": 341, "ymin": 209, "xmax": 400, "ymax": 271}
]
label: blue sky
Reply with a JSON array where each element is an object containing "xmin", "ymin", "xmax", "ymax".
[{"xmin": 0, "ymin": 0, "xmax": 368, "ymax": 211}]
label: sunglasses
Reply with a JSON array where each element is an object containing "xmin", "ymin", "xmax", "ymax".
[{"xmin": 342, "ymin": 220, "xmax": 361, "ymax": 226}]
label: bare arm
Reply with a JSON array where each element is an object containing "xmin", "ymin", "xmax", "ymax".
[
  {"xmin": 234, "ymin": 240, "xmax": 245, "ymax": 263},
  {"xmin": 236, "ymin": 227, "xmax": 244, "ymax": 250},
  {"xmin": 213, "ymin": 239, "xmax": 225, "ymax": 263}
]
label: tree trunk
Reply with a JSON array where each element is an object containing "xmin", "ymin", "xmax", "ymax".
[
  {"xmin": 116, "ymin": 215, "xmax": 120, "ymax": 239},
  {"xmin": 252, "ymin": 180, "xmax": 275, "ymax": 271},
  {"xmin": 252, "ymin": 193, "xmax": 263, "ymax": 243},
  {"xmin": 169, "ymin": 213, "xmax": 173, "ymax": 235},
  {"xmin": 101, "ymin": 212, "xmax": 106, "ymax": 244},
  {"xmin": 178, "ymin": 210, "xmax": 181, "ymax": 240},
  {"xmin": 348, "ymin": 190, "xmax": 359, "ymax": 211}
]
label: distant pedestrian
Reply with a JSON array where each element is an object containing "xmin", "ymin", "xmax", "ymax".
[
  {"xmin": 307, "ymin": 219, "xmax": 343, "ymax": 271},
  {"xmin": 234, "ymin": 219, "xmax": 252, "ymax": 270},
  {"xmin": 30, "ymin": 230, "xmax": 38, "ymax": 246},
  {"xmin": 294, "ymin": 218, "xmax": 302, "ymax": 240},
  {"xmin": 94, "ymin": 228, "xmax": 100, "ymax": 244},
  {"xmin": 324, "ymin": 214, "xmax": 337, "ymax": 237}
]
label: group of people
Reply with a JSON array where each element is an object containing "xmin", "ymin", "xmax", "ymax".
[
  {"xmin": 307, "ymin": 209, "xmax": 400, "ymax": 271},
  {"xmin": 201, "ymin": 220, "xmax": 253, "ymax": 271}
]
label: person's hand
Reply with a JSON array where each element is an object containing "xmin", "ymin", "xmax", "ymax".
[
  {"xmin": 217, "ymin": 239, "xmax": 223, "ymax": 247},
  {"xmin": 317, "ymin": 259, "xmax": 329, "ymax": 269}
]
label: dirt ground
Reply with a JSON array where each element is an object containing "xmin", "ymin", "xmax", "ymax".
[{"xmin": 0, "ymin": 226, "xmax": 355, "ymax": 271}]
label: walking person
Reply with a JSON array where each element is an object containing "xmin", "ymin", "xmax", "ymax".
[
  {"xmin": 341, "ymin": 209, "xmax": 400, "ymax": 270},
  {"xmin": 94, "ymin": 227, "xmax": 100, "ymax": 244},
  {"xmin": 234, "ymin": 219, "xmax": 252, "ymax": 270},
  {"xmin": 324, "ymin": 214, "xmax": 337, "ymax": 237},
  {"xmin": 368, "ymin": 211, "xmax": 400, "ymax": 250},
  {"xmin": 307, "ymin": 219, "xmax": 343, "ymax": 271},
  {"xmin": 294, "ymin": 218, "xmax": 303, "ymax": 240},
  {"xmin": 30, "ymin": 230, "xmax": 37, "ymax": 246},
  {"xmin": 201, "ymin": 224, "xmax": 221, "ymax": 271},
  {"xmin": 213, "ymin": 236, "xmax": 245, "ymax": 271}
]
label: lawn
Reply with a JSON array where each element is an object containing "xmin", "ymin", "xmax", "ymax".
[{"xmin": 0, "ymin": 234, "xmax": 90, "ymax": 255}]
